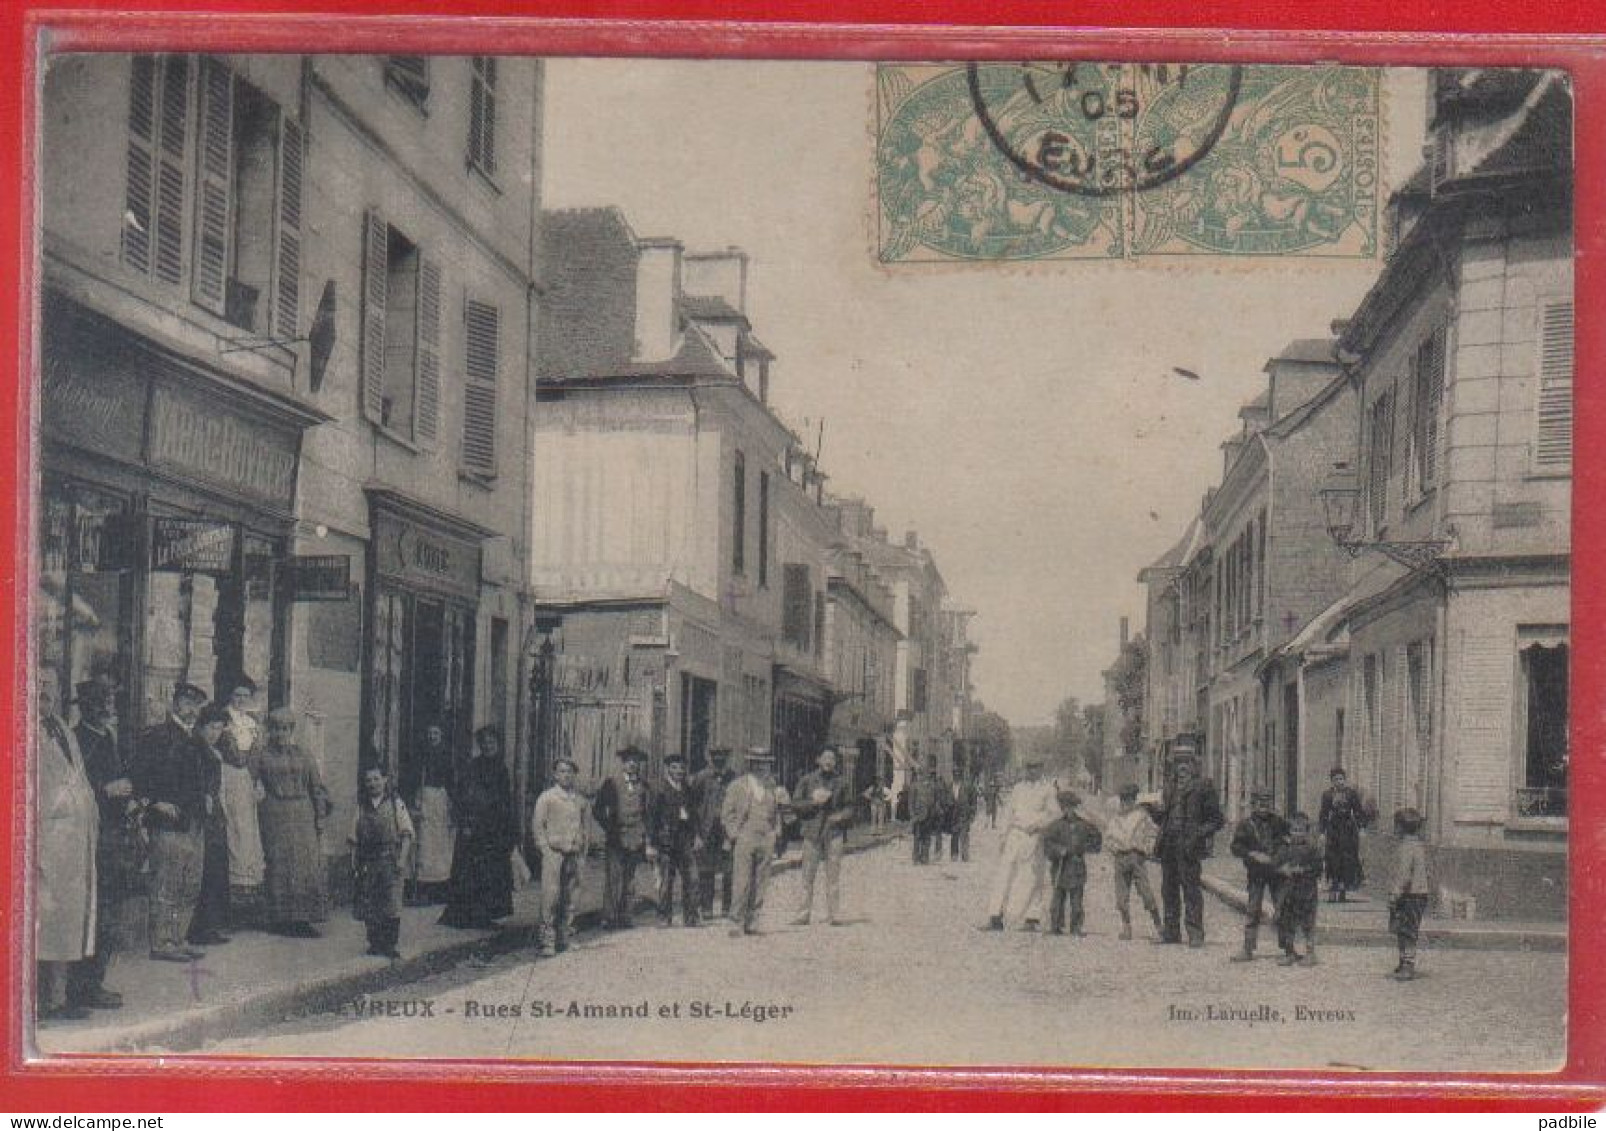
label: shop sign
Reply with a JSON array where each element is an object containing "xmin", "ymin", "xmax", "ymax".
[
  {"xmin": 148, "ymin": 384, "xmax": 298, "ymax": 510},
  {"xmin": 151, "ymin": 517, "xmax": 236, "ymax": 573},
  {"xmin": 374, "ymin": 513, "xmax": 480, "ymax": 601},
  {"xmin": 290, "ymin": 554, "xmax": 353, "ymax": 601},
  {"xmin": 41, "ymin": 352, "xmax": 147, "ymax": 464}
]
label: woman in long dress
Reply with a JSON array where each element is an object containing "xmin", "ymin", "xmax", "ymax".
[
  {"xmin": 439, "ymin": 727, "xmax": 516, "ymax": 929},
  {"xmin": 409, "ymin": 723, "xmax": 456, "ymax": 904},
  {"xmin": 219, "ymin": 678, "xmax": 266, "ymax": 903},
  {"xmin": 1318, "ymin": 767, "xmax": 1367, "ymax": 902},
  {"xmin": 253, "ymin": 709, "xmax": 332, "ymax": 936}
]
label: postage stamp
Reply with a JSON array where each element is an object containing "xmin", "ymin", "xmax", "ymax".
[{"xmin": 875, "ymin": 63, "xmax": 1382, "ymax": 263}]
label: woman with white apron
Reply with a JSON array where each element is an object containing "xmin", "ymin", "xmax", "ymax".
[
  {"xmin": 410, "ymin": 723, "xmax": 456, "ymax": 903},
  {"xmin": 221, "ymin": 678, "xmax": 267, "ymax": 901}
]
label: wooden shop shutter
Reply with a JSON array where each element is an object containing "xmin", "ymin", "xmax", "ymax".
[
  {"xmin": 1534, "ymin": 301, "xmax": 1574, "ymax": 470},
  {"xmin": 461, "ymin": 298, "xmax": 499, "ymax": 476},
  {"xmin": 414, "ymin": 256, "xmax": 443, "ymax": 446},
  {"xmin": 273, "ymin": 116, "xmax": 305, "ymax": 341},
  {"xmin": 360, "ymin": 209, "xmax": 388, "ymax": 425},
  {"xmin": 191, "ymin": 56, "xmax": 235, "ymax": 315}
]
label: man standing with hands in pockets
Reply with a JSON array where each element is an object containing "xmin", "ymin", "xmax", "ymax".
[{"xmin": 791, "ymin": 747, "xmax": 854, "ymax": 927}]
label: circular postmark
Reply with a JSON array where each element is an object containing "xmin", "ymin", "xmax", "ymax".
[{"xmin": 965, "ymin": 62, "xmax": 1243, "ymax": 198}]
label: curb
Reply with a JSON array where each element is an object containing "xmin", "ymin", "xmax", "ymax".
[
  {"xmin": 1200, "ymin": 874, "xmax": 1565, "ymax": 953},
  {"xmin": 71, "ymin": 829, "xmax": 902, "ymax": 1054}
]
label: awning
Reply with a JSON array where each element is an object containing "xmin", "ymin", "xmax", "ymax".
[{"xmin": 1262, "ymin": 560, "xmax": 1414, "ymax": 672}]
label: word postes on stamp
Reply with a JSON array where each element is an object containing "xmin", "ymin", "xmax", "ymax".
[{"xmin": 875, "ymin": 63, "xmax": 1381, "ymax": 264}]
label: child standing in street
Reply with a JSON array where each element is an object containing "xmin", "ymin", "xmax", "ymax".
[
  {"xmin": 1388, "ymin": 807, "xmax": 1430, "ymax": 981},
  {"xmin": 1272, "ymin": 812, "xmax": 1322, "ymax": 966},
  {"xmin": 1041, "ymin": 791, "xmax": 1103, "ymax": 937},
  {"xmin": 350, "ymin": 765, "xmax": 414, "ymax": 959},
  {"xmin": 1103, "ymin": 783, "xmax": 1164, "ymax": 941}
]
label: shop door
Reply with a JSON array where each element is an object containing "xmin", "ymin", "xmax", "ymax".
[{"xmin": 680, "ymin": 675, "xmax": 716, "ymax": 772}]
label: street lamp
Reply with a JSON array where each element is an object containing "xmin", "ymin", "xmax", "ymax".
[{"xmin": 1319, "ymin": 462, "xmax": 1452, "ymax": 584}]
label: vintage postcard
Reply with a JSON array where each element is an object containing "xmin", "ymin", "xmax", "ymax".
[{"xmin": 27, "ymin": 52, "xmax": 1571, "ymax": 1076}]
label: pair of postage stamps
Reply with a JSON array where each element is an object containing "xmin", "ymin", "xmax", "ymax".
[{"xmin": 875, "ymin": 63, "xmax": 1381, "ymax": 263}]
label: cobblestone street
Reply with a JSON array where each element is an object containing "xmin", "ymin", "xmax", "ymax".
[{"xmin": 217, "ymin": 820, "xmax": 1566, "ymax": 1072}]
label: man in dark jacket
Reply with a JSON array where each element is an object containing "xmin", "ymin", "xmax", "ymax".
[
  {"xmin": 592, "ymin": 746, "xmax": 652, "ymax": 929},
  {"xmin": 1041, "ymin": 791, "xmax": 1103, "ymax": 936},
  {"xmin": 66, "ymin": 682, "xmax": 133, "ymax": 1010},
  {"xmin": 1229, "ymin": 788, "xmax": 1290, "ymax": 961},
  {"xmin": 950, "ymin": 774, "xmax": 980, "ymax": 862},
  {"xmin": 1155, "ymin": 752, "xmax": 1224, "ymax": 947},
  {"xmin": 132, "ymin": 683, "xmax": 210, "ymax": 962},
  {"xmin": 908, "ymin": 755, "xmax": 948, "ymax": 865},
  {"xmin": 691, "ymin": 748, "xmax": 736, "ymax": 919},
  {"xmin": 649, "ymin": 753, "xmax": 700, "ymax": 927},
  {"xmin": 791, "ymin": 748, "xmax": 854, "ymax": 926}
]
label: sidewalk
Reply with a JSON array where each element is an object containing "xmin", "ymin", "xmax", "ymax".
[
  {"xmin": 1198, "ymin": 855, "xmax": 1565, "ymax": 952},
  {"xmin": 38, "ymin": 825, "xmax": 904, "ymax": 1056}
]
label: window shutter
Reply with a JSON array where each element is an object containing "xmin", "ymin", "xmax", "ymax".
[
  {"xmin": 360, "ymin": 209, "xmax": 388, "ymax": 424},
  {"xmin": 154, "ymin": 55, "xmax": 192, "ymax": 287},
  {"xmin": 1420, "ymin": 327, "xmax": 1446, "ymax": 488},
  {"xmin": 469, "ymin": 57, "xmax": 497, "ymax": 176},
  {"xmin": 273, "ymin": 116, "xmax": 304, "ymax": 342},
  {"xmin": 782, "ymin": 565, "xmax": 811, "ymax": 650},
  {"xmin": 1534, "ymin": 301, "xmax": 1574, "ymax": 470},
  {"xmin": 122, "ymin": 55, "xmax": 158, "ymax": 274},
  {"xmin": 414, "ymin": 257, "xmax": 442, "ymax": 447},
  {"xmin": 191, "ymin": 56, "xmax": 235, "ymax": 315},
  {"xmin": 385, "ymin": 56, "xmax": 430, "ymax": 106},
  {"xmin": 462, "ymin": 298, "xmax": 499, "ymax": 476}
]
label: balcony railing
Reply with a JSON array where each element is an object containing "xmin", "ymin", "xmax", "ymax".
[{"xmin": 1516, "ymin": 785, "xmax": 1567, "ymax": 819}]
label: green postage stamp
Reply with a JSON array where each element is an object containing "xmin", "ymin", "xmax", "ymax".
[{"xmin": 875, "ymin": 63, "xmax": 1382, "ymax": 263}]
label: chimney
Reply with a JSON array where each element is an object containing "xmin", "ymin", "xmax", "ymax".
[
  {"xmin": 1119, "ymin": 616, "xmax": 1130, "ymax": 649},
  {"xmin": 634, "ymin": 237, "xmax": 683, "ymax": 364},
  {"xmin": 904, "ymin": 531, "xmax": 919, "ymax": 551},
  {"xmin": 683, "ymin": 247, "xmax": 749, "ymax": 314}
]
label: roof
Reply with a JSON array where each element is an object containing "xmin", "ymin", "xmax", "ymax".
[
  {"xmin": 1265, "ymin": 338, "xmax": 1338, "ymax": 368},
  {"xmin": 680, "ymin": 293, "xmax": 748, "ymax": 325},
  {"xmin": 541, "ymin": 320, "xmax": 738, "ymax": 385},
  {"xmin": 1265, "ymin": 560, "xmax": 1411, "ymax": 668},
  {"xmin": 1138, "ymin": 517, "xmax": 1205, "ymax": 582},
  {"xmin": 1262, "ymin": 372, "xmax": 1351, "ymax": 440}
]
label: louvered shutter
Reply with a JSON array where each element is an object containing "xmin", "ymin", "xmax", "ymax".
[
  {"xmin": 154, "ymin": 55, "xmax": 191, "ymax": 287},
  {"xmin": 360, "ymin": 209, "xmax": 388, "ymax": 424},
  {"xmin": 1534, "ymin": 301, "xmax": 1574, "ymax": 470},
  {"xmin": 414, "ymin": 257, "xmax": 442, "ymax": 447},
  {"xmin": 462, "ymin": 298, "xmax": 499, "ymax": 476},
  {"xmin": 273, "ymin": 116, "xmax": 304, "ymax": 341},
  {"xmin": 122, "ymin": 55, "xmax": 157, "ymax": 274},
  {"xmin": 1420, "ymin": 327, "xmax": 1446, "ymax": 488},
  {"xmin": 191, "ymin": 56, "xmax": 235, "ymax": 315},
  {"xmin": 468, "ymin": 57, "xmax": 497, "ymax": 175}
]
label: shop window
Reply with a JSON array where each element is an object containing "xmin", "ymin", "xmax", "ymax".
[
  {"xmin": 361, "ymin": 212, "xmax": 442, "ymax": 447},
  {"xmin": 37, "ymin": 482, "xmax": 134, "ymax": 709},
  {"xmin": 468, "ymin": 56, "xmax": 498, "ymax": 179},
  {"xmin": 385, "ymin": 56, "xmax": 430, "ymax": 109},
  {"xmin": 1517, "ymin": 638, "xmax": 1568, "ymax": 819},
  {"xmin": 461, "ymin": 298, "xmax": 500, "ymax": 477}
]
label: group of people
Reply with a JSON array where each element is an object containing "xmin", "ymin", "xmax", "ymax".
[
  {"xmin": 903, "ymin": 754, "xmax": 984, "ymax": 865},
  {"xmin": 35, "ymin": 671, "xmax": 331, "ymax": 1021}
]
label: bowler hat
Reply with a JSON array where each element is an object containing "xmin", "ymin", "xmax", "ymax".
[
  {"xmin": 617, "ymin": 746, "xmax": 647, "ymax": 763},
  {"xmin": 172, "ymin": 682, "xmax": 208, "ymax": 704}
]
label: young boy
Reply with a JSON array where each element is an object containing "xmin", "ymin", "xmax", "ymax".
[
  {"xmin": 349, "ymin": 765, "xmax": 414, "ymax": 959},
  {"xmin": 1272, "ymin": 812, "xmax": 1322, "ymax": 966},
  {"xmin": 532, "ymin": 758, "xmax": 588, "ymax": 957},
  {"xmin": 1103, "ymin": 783, "xmax": 1164, "ymax": 940},
  {"xmin": 1040, "ymin": 791, "xmax": 1103, "ymax": 937},
  {"xmin": 1388, "ymin": 807, "xmax": 1430, "ymax": 981},
  {"xmin": 1229, "ymin": 789, "xmax": 1290, "ymax": 962}
]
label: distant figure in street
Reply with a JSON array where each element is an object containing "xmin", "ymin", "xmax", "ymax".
[
  {"xmin": 722, "ymin": 747, "xmax": 783, "ymax": 937},
  {"xmin": 593, "ymin": 746, "xmax": 652, "ymax": 929},
  {"xmin": 133, "ymin": 682, "xmax": 211, "ymax": 961},
  {"xmin": 439, "ymin": 726, "xmax": 517, "ymax": 929},
  {"xmin": 650, "ymin": 753, "xmax": 701, "ymax": 928},
  {"xmin": 408, "ymin": 723, "xmax": 456, "ymax": 904},
  {"xmin": 35, "ymin": 671, "xmax": 100, "ymax": 1021},
  {"xmin": 1155, "ymin": 752, "xmax": 1224, "ymax": 947},
  {"xmin": 950, "ymin": 773, "xmax": 979, "ymax": 862},
  {"xmin": 1041, "ymin": 791, "xmax": 1102, "ymax": 936},
  {"xmin": 863, "ymin": 777, "xmax": 890, "ymax": 833},
  {"xmin": 254, "ymin": 708, "xmax": 332, "ymax": 938},
  {"xmin": 1387, "ymin": 807, "xmax": 1430, "ymax": 981},
  {"xmin": 1272, "ymin": 812, "xmax": 1323, "ymax": 965},
  {"xmin": 349, "ymin": 764, "xmax": 413, "ymax": 959},
  {"xmin": 792, "ymin": 748, "xmax": 854, "ymax": 926},
  {"xmin": 67, "ymin": 681, "xmax": 135, "ymax": 1013},
  {"xmin": 1104, "ymin": 783, "xmax": 1163, "ymax": 941},
  {"xmin": 1229, "ymin": 788, "xmax": 1290, "ymax": 962},
  {"xmin": 908, "ymin": 755, "xmax": 948, "ymax": 865},
  {"xmin": 532, "ymin": 758, "xmax": 588, "ymax": 956},
  {"xmin": 1319, "ymin": 767, "xmax": 1368, "ymax": 902},
  {"xmin": 691, "ymin": 748, "xmax": 736, "ymax": 920},
  {"xmin": 983, "ymin": 775, "xmax": 1001, "ymax": 829},
  {"xmin": 984, "ymin": 758, "xmax": 1060, "ymax": 931}
]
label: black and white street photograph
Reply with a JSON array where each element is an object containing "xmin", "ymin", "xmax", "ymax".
[{"xmin": 29, "ymin": 53, "xmax": 1571, "ymax": 1072}]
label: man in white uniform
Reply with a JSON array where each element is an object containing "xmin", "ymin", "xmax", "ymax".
[{"xmin": 984, "ymin": 758, "xmax": 1061, "ymax": 930}]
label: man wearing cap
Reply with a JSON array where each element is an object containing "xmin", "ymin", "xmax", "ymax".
[
  {"xmin": 1155, "ymin": 753, "xmax": 1225, "ymax": 947},
  {"xmin": 908, "ymin": 753, "xmax": 948, "ymax": 866},
  {"xmin": 984, "ymin": 757, "xmax": 1060, "ymax": 930},
  {"xmin": 649, "ymin": 753, "xmax": 701, "ymax": 927},
  {"xmin": 592, "ymin": 746, "xmax": 653, "ymax": 929},
  {"xmin": 133, "ymin": 682, "xmax": 211, "ymax": 962},
  {"xmin": 691, "ymin": 748, "xmax": 736, "ymax": 919},
  {"xmin": 791, "ymin": 748, "xmax": 854, "ymax": 927},
  {"xmin": 721, "ymin": 747, "xmax": 783, "ymax": 936},
  {"xmin": 1229, "ymin": 788, "xmax": 1291, "ymax": 962}
]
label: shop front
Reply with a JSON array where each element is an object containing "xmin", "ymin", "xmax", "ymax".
[
  {"xmin": 38, "ymin": 302, "xmax": 323, "ymax": 730},
  {"xmin": 772, "ymin": 665, "xmax": 830, "ymax": 791},
  {"xmin": 363, "ymin": 490, "xmax": 490, "ymax": 806}
]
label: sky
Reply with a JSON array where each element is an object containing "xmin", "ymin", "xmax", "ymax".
[{"xmin": 542, "ymin": 60, "xmax": 1426, "ymax": 726}]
